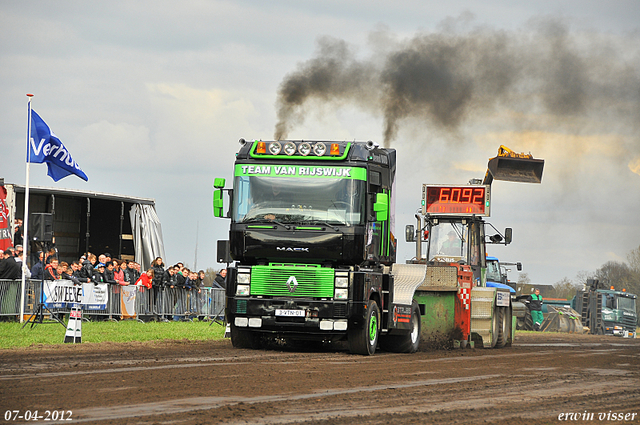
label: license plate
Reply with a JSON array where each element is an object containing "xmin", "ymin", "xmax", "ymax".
[{"xmin": 275, "ymin": 309, "xmax": 306, "ymax": 317}]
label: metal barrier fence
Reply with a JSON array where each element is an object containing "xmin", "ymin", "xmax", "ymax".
[{"xmin": 0, "ymin": 279, "xmax": 226, "ymax": 322}]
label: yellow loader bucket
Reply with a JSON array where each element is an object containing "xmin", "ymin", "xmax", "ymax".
[{"xmin": 483, "ymin": 145, "xmax": 544, "ymax": 185}]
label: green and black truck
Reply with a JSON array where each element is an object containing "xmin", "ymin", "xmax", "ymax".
[{"xmin": 214, "ymin": 139, "xmax": 423, "ymax": 355}]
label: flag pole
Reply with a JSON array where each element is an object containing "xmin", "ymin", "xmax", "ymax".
[{"xmin": 20, "ymin": 94, "xmax": 34, "ymax": 324}]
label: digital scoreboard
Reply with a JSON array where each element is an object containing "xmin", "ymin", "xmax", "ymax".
[{"xmin": 421, "ymin": 185, "xmax": 491, "ymax": 217}]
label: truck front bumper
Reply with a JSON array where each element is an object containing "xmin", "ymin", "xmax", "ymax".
[{"xmin": 229, "ymin": 297, "xmax": 354, "ymax": 335}]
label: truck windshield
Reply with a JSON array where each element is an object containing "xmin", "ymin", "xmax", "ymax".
[
  {"xmin": 427, "ymin": 221, "xmax": 467, "ymax": 261},
  {"xmin": 617, "ymin": 296, "xmax": 636, "ymax": 312},
  {"xmin": 486, "ymin": 260, "xmax": 501, "ymax": 283},
  {"xmin": 233, "ymin": 175, "xmax": 366, "ymax": 226}
]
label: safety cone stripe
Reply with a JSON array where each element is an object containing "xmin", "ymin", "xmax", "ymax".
[{"xmin": 458, "ymin": 288, "xmax": 471, "ymax": 310}]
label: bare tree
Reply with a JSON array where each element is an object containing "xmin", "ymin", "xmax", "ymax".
[
  {"xmin": 517, "ymin": 272, "xmax": 531, "ymax": 286},
  {"xmin": 574, "ymin": 270, "xmax": 595, "ymax": 288},
  {"xmin": 553, "ymin": 277, "xmax": 579, "ymax": 300},
  {"xmin": 627, "ymin": 244, "xmax": 640, "ymax": 274},
  {"xmin": 594, "ymin": 261, "xmax": 634, "ymax": 289}
]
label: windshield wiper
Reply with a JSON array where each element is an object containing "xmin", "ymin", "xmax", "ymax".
[
  {"xmin": 309, "ymin": 221, "xmax": 341, "ymax": 231},
  {"xmin": 242, "ymin": 217, "xmax": 291, "ymax": 230}
]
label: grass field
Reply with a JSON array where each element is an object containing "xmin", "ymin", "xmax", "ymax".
[
  {"xmin": 0, "ymin": 319, "xmax": 226, "ymax": 349},
  {"xmin": 1, "ymin": 321, "xmax": 636, "ymax": 350}
]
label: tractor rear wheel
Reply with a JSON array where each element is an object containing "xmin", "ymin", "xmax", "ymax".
[
  {"xmin": 491, "ymin": 305, "xmax": 501, "ymax": 348},
  {"xmin": 495, "ymin": 306, "xmax": 511, "ymax": 348}
]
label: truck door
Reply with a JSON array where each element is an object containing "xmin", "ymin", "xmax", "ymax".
[
  {"xmin": 365, "ymin": 165, "xmax": 392, "ymax": 265},
  {"xmin": 468, "ymin": 220, "xmax": 486, "ymax": 286}
]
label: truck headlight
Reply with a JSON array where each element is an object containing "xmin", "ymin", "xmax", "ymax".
[
  {"xmin": 335, "ymin": 277, "xmax": 348, "ymax": 288},
  {"xmin": 236, "ymin": 284, "xmax": 250, "ymax": 296},
  {"xmin": 237, "ymin": 273, "xmax": 250, "ymax": 284},
  {"xmin": 313, "ymin": 142, "xmax": 327, "ymax": 156},
  {"xmin": 268, "ymin": 142, "xmax": 282, "ymax": 155},
  {"xmin": 334, "ymin": 288, "xmax": 348, "ymax": 300}
]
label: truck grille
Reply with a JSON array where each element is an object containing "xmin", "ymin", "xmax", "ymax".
[
  {"xmin": 621, "ymin": 314, "xmax": 637, "ymax": 329},
  {"xmin": 334, "ymin": 303, "xmax": 348, "ymax": 317},
  {"xmin": 236, "ymin": 299, "xmax": 247, "ymax": 314},
  {"xmin": 250, "ymin": 264, "xmax": 334, "ymax": 298}
]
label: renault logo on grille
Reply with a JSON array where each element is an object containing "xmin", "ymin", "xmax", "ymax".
[{"xmin": 286, "ymin": 276, "xmax": 299, "ymax": 292}]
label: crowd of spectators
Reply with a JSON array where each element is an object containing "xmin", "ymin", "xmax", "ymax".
[
  {"xmin": 1, "ymin": 248, "xmax": 228, "ymax": 321},
  {"xmin": 0, "ymin": 245, "xmax": 27, "ymax": 280},
  {"xmin": 2, "ymin": 220, "xmax": 228, "ymax": 321},
  {"xmin": 1, "ymin": 247, "xmax": 227, "ymax": 290}
]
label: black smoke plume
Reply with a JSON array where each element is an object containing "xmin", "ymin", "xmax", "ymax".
[{"xmin": 274, "ymin": 18, "xmax": 640, "ymax": 146}]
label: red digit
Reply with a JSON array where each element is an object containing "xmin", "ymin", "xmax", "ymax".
[
  {"xmin": 472, "ymin": 188, "xmax": 484, "ymax": 204},
  {"xmin": 462, "ymin": 188, "xmax": 472, "ymax": 204},
  {"xmin": 439, "ymin": 188, "xmax": 450, "ymax": 203},
  {"xmin": 451, "ymin": 188, "xmax": 460, "ymax": 203}
]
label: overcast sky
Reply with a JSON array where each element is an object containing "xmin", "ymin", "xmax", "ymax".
[{"xmin": 1, "ymin": 1, "xmax": 639, "ymax": 284}]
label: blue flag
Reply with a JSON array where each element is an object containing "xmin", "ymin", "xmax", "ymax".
[{"xmin": 28, "ymin": 110, "xmax": 88, "ymax": 182}]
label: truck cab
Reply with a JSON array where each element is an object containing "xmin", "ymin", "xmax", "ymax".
[
  {"xmin": 486, "ymin": 256, "xmax": 518, "ymax": 294},
  {"xmin": 574, "ymin": 279, "xmax": 638, "ymax": 338},
  {"xmin": 600, "ymin": 290, "xmax": 637, "ymax": 337}
]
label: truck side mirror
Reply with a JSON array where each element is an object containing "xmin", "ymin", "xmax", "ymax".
[
  {"xmin": 213, "ymin": 189, "xmax": 224, "ymax": 217},
  {"xmin": 373, "ymin": 193, "xmax": 389, "ymax": 222},
  {"xmin": 504, "ymin": 228, "xmax": 512, "ymax": 245},
  {"xmin": 405, "ymin": 225, "xmax": 415, "ymax": 242},
  {"xmin": 516, "ymin": 262, "xmax": 522, "ymax": 271},
  {"xmin": 213, "ymin": 177, "xmax": 226, "ymax": 218}
]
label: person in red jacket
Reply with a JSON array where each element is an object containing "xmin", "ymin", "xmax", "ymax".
[
  {"xmin": 135, "ymin": 268, "xmax": 154, "ymax": 317},
  {"xmin": 135, "ymin": 268, "xmax": 154, "ymax": 289}
]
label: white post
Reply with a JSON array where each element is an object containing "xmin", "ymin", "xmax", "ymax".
[{"xmin": 20, "ymin": 94, "xmax": 34, "ymax": 324}]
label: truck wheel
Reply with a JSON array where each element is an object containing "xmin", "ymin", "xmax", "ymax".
[
  {"xmin": 379, "ymin": 301, "xmax": 421, "ymax": 353},
  {"xmin": 349, "ymin": 300, "xmax": 380, "ymax": 355},
  {"xmin": 230, "ymin": 324, "xmax": 261, "ymax": 349}
]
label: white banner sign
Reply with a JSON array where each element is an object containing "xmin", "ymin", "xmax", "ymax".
[
  {"xmin": 120, "ymin": 285, "xmax": 137, "ymax": 319},
  {"xmin": 43, "ymin": 280, "xmax": 109, "ymax": 310}
]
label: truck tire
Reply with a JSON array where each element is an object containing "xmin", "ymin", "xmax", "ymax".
[
  {"xmin": 349, "ymin": 300, "xmax": 380, "ymax": 355},
  {"xmin": 230, "ymin": 324, "xmax": 261, "ymax": 349},
  {"xmin": 379, "ymin": 301, "xmax": 421, "ymax": 353}
]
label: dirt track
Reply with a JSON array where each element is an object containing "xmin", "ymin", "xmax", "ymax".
[{"xmin": 1, "ymin": 332, "xmax": 639, "ymax": 424}]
